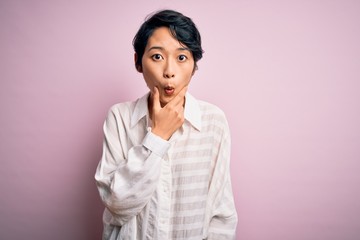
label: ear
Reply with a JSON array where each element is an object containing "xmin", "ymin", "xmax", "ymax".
[{"xmin": 134, "ymin": 53, "xmax": 142, "ymax": 73}]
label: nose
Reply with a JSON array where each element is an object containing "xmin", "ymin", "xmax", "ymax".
[{"xmin": 163, "ymin": 59, "xmax": 175, "ymax": 78}]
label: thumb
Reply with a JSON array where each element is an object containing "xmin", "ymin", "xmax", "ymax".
[{"xmin": 152, "ymin": 87, "xmax": 161, "ymax": 111}]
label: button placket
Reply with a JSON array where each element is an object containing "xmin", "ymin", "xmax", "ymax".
[{"xmin": 157, "ymin": 144, "xmax": 173, "ymax": 238}]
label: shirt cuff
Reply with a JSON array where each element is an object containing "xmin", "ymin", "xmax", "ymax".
[{"xmin": 142, "ymin": 130, "xmax": 170, "ymax": 157}]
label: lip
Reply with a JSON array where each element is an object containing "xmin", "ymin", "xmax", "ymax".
[{"xmin": 164, "ymin": 86, "xmax": 175, "ymax": 96}]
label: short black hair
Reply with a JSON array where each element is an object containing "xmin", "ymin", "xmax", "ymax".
[{"xmin": 133, "ymin": 9, "xmax": 204, "ymax": 71}]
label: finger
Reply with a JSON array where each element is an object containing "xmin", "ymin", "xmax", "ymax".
[
  {"xmin": 178, "ymin": 104, "xmax": 185, "ymax": 116},
  {"xmin": 152, "ymin": 87, "xmax": 161, "ymax": 111}
]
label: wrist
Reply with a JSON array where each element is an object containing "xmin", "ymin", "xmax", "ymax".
[{"xmin": 151, "ymin": 127, "xmax": 171, "ymax": 140}]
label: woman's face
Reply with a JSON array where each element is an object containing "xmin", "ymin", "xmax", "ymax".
[{"xmin": 138, "ymin": 27, "xmax": 195, "ymax": 107}]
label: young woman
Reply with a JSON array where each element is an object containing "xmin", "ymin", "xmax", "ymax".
[{"xmin": 95, "ymin": 9, "xmax": 238, "ymax": 240}]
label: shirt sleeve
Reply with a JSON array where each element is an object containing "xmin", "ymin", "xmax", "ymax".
[
  {"xmin": 204, "ymin": 119, "xmax": 238, "ymax": 240},
  {"xmin": 94, "ymin": 107, "xmax": 170, "ymax": 226}
]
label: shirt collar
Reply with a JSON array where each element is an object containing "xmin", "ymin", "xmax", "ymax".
[
  {"xmin": 184, "ymin": 92, "xmax": 202, "ymax": 131},
  {"xmin": 130, "ymin": 92, "xmax": 202, "ymax": 131}
]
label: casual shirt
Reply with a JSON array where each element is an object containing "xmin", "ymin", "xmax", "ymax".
[{"xmin": 95, "ymin": 92, "xmax": 238, "ymax": 240}]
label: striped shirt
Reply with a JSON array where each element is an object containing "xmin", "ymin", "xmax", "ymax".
[{"xmin": 95, "ymin": 92, "xmax": 238, "ymax": 240}]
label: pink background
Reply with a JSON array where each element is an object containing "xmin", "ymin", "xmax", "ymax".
[{"xmin": 1, "ymin": 0, "xmax": 360, "ymax": 239}]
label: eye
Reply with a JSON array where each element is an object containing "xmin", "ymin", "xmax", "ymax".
[
  {"xmin": 178, "ymin": 55, "xmax": 187, "ymax": 62},
  {"xmin": 151, "ymin": 54, "xmax": 163, "ymax": 61}
]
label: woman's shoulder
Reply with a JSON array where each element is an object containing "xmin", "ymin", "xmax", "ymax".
[{"xmin": 197, "ymin": 99, "xmax": 227, "ymax": 119}]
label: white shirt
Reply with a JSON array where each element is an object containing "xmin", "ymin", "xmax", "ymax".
[{"xmin": 95, "ymin": 92, "xmax": 238, "ymax": 240}]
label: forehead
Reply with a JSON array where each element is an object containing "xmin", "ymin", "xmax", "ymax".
[{"xmin": 146, "ymin": 27, "xmax": 188, "ymax": 51}]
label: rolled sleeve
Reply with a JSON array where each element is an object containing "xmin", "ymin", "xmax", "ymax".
[{"xmin": 142, "ymin": 129, "xmax": 170, "ymax": 157}]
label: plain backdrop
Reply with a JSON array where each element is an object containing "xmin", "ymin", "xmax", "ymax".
[{"xmin": 1, "ymin": 0, "xmax": 360, "ymax": 239}]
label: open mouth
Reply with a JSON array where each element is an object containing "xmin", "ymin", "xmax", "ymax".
[{"xmin": 164, "ymin": 86, "xmax": 175, "ymax": 95}]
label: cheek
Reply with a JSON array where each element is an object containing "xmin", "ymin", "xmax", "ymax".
[
  {"xmin": 143, "ymin": 61, "xmax": 160, "ymax": 77},
  {"xmin": 142, "ymin": 66, "xmax": 160, "ymax": 88},
  {"xmin": 183, "ymin": 66, "xmax": 194, "ymax": 82}
]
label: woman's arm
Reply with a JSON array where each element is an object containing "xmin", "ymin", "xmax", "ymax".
[
  {"xmin": 95, "ymin": 107, "xmax": 170, "ymax": 226},
  {"xmin": 204, "ymin": 118, "xmax": 238, "ymax": 240}
]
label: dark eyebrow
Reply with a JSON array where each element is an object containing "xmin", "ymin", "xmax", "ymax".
[
  {"xmin": 178, "ymin": 47, "xmax": 191, "ymax": 52},
  {"xmin": 147, "ymin": 46, "xmax": 190, "ymax": 52},
  {"xmin": 147, "ymin": 46, "xmax": 164, "ymax": 52}
]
